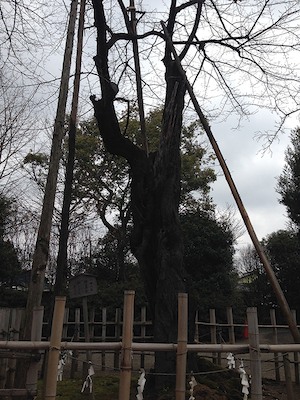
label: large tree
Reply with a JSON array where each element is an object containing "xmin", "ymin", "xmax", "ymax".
[
  {"xmin": 263, "ymin": 230, "xmax": 300, "ymax": 312},
  {"xmin": 239, "ymin": 230, "xmax": 300, "ymax": 314},
  {"xmin": 277, "ymin": 128, "xmax": 300, "ymax": 233},
  {"xmin": 0, "ymin": 196, "xmax": 21, "ymax": 288},
  {"xmin": 89, "ymin": 0, "xmax": 300, "ymax": 384}
]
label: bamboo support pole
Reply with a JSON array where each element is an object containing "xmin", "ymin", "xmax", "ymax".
[
  {"xmin": 247, "ymin": 307, "xmax": 262, "ymax": 400},
  {"xmin": 175, "ymin": 293, "xmax": 188, "ymax": 400},
  {"xmin": 283, "ymin": 354, "xmax": 295, "ymax": 400},
  {"xmin": 44, "ymin": 296, "xmax": 66, "ymax": 400},
  {"xmin": 161, "ymin": 20, "xmax": 300, "ymax": 344},
  {"xmin": 118, "ymin": 291, "xmax": 135, "ymax": 400}
]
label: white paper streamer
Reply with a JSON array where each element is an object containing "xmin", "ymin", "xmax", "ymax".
[
  {"xmin": 81, "ymin": 361, "xmax": 95, "ymax": 394},
  {"xmin": 238, "ymin": 361, "xmax": 249, "ymax": 400},
  {"xmin": 188, "ymin": 375, "xmax": 197, "ymax": 400},
  {"xmin": 136, "ymin": 368, "xmax": 146, "ymax": 400},
  {"xmin": 226, "ymin": 352, "xmax": 236, "ymax": 369},
  {"xmin": 57, "ymin": 350, "xmax": 72, "ymax": 381},
  {"xmin": 57, "ymin": 359, "xmax": 65, "ymax": 381}
]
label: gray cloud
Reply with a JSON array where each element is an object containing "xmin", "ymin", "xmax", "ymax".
[{"xmin": 209, "ymin": 111, "xmax": 297, "ymax": 248}]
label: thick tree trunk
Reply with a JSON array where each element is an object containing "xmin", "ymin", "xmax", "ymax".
[
  {"xmin": 92, "ymin": 63, "xmax": 186, "ymax": 388},
  {"xmin": 91, "ymin": 0, "xmax": 187, "ymax": 388}
]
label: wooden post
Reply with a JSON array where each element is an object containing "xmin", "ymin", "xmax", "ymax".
[
  {"xmin": 292, "ymin": 310, "xmax": 299, "ymax": 384},
  {"xmin": 5, "ymin": 308, "xmax": 23, "ymax": 388},
  {"xmin": 90, "ymin": 307, "xmax": 95, "ymax": 341},
  {"xmin": 270, "ymin": 309, "xmax": 281, "ymax": 382},
  {"xmin": 114, "ymin": 308, "xmax": 121, "ymax": 369},
  {"xmin": 26, "ymin": 306, "xmax": 44, "ymax": 395},
  {"xmin": 247, "ymin": 307, "xmax": 262, "ymax": 400},
  {"xmin": 0, "ymin": 308, "xmax": 10, "ymax": 389},
  {"xmin": 70, "ymin": 308, "xmax": 80, "ymax": 378},
  {"xmin": 194, "ymin": 311, "xmax": 199, "ymax": 343},
  {"xmin": 140, "ymin": 306, "xmax": 146, "ymax": 369},
  {"xmin": 62, "ymin": 307, "xmax": 69, "ymax": 339},
  {"xmin": 118, "ymin": 291, "xmax": 135, "ymax": 400},
  {"xmin": 226, "ymin": 307, "xmax": 235, "ymax": 344},
  {"xmin": 175, "ymin": 293, "xmax": 188, "ymax": 400},
  {"xmin": 101, "ymin": 308, "xmax": 107, "ymax": 371},
  {"xmin": 44, "ymin": 296, "xmax": 66, "ymax": 400},
  {"xmin": 283, "ymin": 354, "xmax": 295, "ymax": 400},
  {"xmin": 210, "ymin": 309, "xmax": 218, "ymax": 364},
  {"xmin": 82, "ymin": 296, "xmax": 92, "ymax": 379}
]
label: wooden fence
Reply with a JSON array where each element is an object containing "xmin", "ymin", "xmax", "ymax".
[{"xmin": 1, "ymin": 294, "xmax": 300, "ymax": 399}]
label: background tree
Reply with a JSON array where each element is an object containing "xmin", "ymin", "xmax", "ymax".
[
  {"xmin": 263, "ymin": 230, "xmax": 300, "ymax": 312},
  {"xmin": 277, "ymin": 128, "xmax": 300, "ymax": 234},
  {"xmin": 73, "ymin": 110, "xmax": 215, "ymax": 280},
  {"xmin": 237, "ymin": 244, "xmax": 272, "ymax": 317},
  {"xmin": 180, "ymin": 208, "xmax": 237, "ymax": 341},
  {"xmin": 238, "ymin": 230, "xmax": 300, "ymax": 317},
  {"xmin": 0, "ymin": 196, "xmax": 21, "ymax": 286}
]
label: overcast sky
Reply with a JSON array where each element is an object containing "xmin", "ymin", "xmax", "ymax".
[
  {"xmin": 209, "ymin": 110, "xmax": 299, "ymax": 249},
  {"xmin": 138, "ymin": 0, "xmax": 300, "ymax": 249},
  {"xmin": 25, "ymin": 0, "xmax": 300, "ymax": 252}
]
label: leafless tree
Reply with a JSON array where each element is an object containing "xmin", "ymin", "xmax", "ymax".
[{"xmin": 89, "ymin": 0, "xmax": 300, "ymax": 387}]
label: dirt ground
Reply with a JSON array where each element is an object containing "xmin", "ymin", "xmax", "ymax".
[
  {"xmin": 262, "ymin": 379, "xmax": 300, "ymax": 399},
  {"xmin": 72, "ymin": 328, "xmax": 300, "ymax": 400}
]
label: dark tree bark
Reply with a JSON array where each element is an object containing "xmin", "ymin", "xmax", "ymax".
[{"xmin": 91, "ymin": 0, "xmax": 187, "ymax": 384}]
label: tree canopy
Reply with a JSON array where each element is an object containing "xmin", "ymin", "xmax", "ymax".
[
  {"xmin": 277, "ymin": 128, "xmax": 300, "ymax": 231},
  {"xmin": 0, "ymin": 196, "xmax": 22, "ymax": 289}
]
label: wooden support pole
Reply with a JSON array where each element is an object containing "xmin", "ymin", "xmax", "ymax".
[
  {"xmin": 44, "ymin": 296, "xmax": 66, "ymax": 400},
  {"xmin": 70, "ymin": 308, "xmax": 80, "ymax": 378},
  {"xmin": 0, "ymin": 308, "xmax": 10, "ymax": 389},
  {"xmin": 26, "ymin": 306, "xmax": 44, "ymax": 393},
  {"xmin": 270, "ymin": 309, "xmax": 281, "ymax": 382},
  {"xmin": 5, "ymin": 308, "xmax": 23, "ymax": 389},
  {"xmin": 118, "ymin": 291, "xmax": 135, "ymax": 400},
  {"xmin": 194, "ymin": 311, "xmax": 199, "ymax": 343},
  {"xmin": 101, "ymin": 307, "xmax": 107, "ymax": 371},
  {"xmin": 140, "ymin": 306, "xmax": 146, "ymax": 369},
  {"xmin": 292, "ymin": 310, "xmax": 299, "ymax": 384},
  {"xmin": 283, "ymin": 354, "xmax": 295, "ymax": 400},
  {"xmin": 226, "ymin": 307, "xmax": 235, "ymax": 344},
  {"xmin": 210, "ymin": 309, "xmax": 218, "ymax": 364},
  {"xmin": 175, "ymin": 293, "xmax": 188, "ymax": 400},
  {"xmin": 247, "ymin": 307, "xmax": 262, "ymax": 400},
  {"xmin": 114, "ymin": 308, "xmax": 121, "ymax": 369},
  {"xmin": 82, "ymin": 296, "xmax": 92, "ymax": 379}
]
